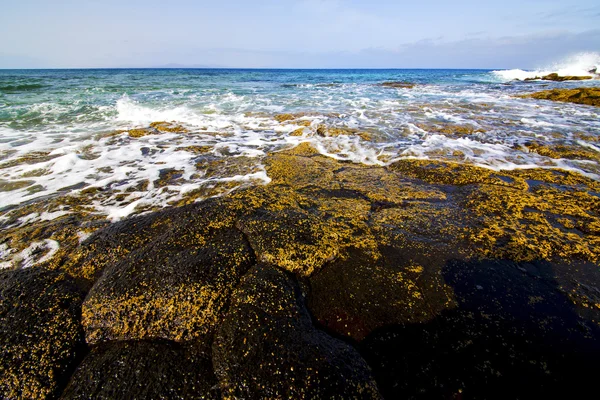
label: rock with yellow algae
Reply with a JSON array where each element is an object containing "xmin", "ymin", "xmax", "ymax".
[
  {"xmin": 0, "ymin": 268, "xmax": 86, "ymax": 400},
  {"xmin": 316, "ymin": 124, "xmax": 372, "ymax": 140},
  {"xmin": 524, "ymin": 141, "xmax": 600, "ymax": 161},
  {"xmin": 519, "ymin": 87, "xmax": 600, "ymax": 107},
  {"xmin": 61, "ymin": 340, "xmax": 218, "ymax": 399},
  {"xmin": 80, "ymin": 199, "xmax": 255, "ymax": 343},
  {"xmin": 149, "ymin": 121, "xmax": 189, "ymax": 133},
  {"xmin": 127, "ymin": 127, "xmax": 156, "ymax": 138},
  {"xmin": 213, "ymin": 263, "xmax": 382, "ymax": 399},
  {"xmin": 237, "ymin": 209, "xmax": 339, "ymax": 277}
]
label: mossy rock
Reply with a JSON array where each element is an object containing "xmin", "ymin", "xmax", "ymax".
[
  {"xmin": 212, "ymin": 263, "xmax": 382, "ymax": 399},
  {"xmin": 0, "ymin": 268, "xmax": 86, "ymax": 400}
]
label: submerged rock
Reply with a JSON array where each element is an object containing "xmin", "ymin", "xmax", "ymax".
[
  {"xmin": 519, "ymin": 87, "xmax": 600, "ymax": 107},
  {"xmin": 378, "ymin": 81, "xmax": 415, "ymax": 89},
  {"xmin": 212, "ymin": 263, "xmax": 381, "ymax": 399},
  {"xmin": 0, "ymin": 268, "xmax": 86, "ymax": 400},
  {"xmin": 61, "ymin": 340, "xmax": 218, "ymax": 399}
]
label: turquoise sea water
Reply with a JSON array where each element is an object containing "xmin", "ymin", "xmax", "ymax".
[{"xmin": 0, "ymin": 68, "xmax": 599, "ymax": 252}]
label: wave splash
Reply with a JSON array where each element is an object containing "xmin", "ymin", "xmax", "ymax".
[{"xmin": 492, "ymin": 52, "xmax": 600, "ymax": 81}]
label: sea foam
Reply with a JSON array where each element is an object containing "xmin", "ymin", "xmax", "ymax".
[{"xmin": 492, "ymin": 52, "xmax": 600, "ymax": 81}]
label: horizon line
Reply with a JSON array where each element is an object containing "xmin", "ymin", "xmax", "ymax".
[{"xmin": 0, "ymin": 66, "xmax": 505, "ymax": 71}]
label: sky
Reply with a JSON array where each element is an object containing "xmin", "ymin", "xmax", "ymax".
[{"xmin": 1, "ymin": 0, "xmax": 599, "ymax": 69}]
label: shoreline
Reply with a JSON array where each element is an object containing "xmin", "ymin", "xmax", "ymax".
[{"xmin": 2, "ymin": 140, "xmax": 600, "ymax": 398}]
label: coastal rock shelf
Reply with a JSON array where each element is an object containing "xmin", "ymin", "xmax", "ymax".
[
  {"xmin": 520, "ymin": 87, "xmax": 600, "ymax": 107},
  {"xmin": 2, "ymin": 143, "xmax": 600, "ymax": 399}
]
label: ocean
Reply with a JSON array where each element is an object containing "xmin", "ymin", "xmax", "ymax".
[{"xmin": 1, "ymin": 61, "xmax": 599, "ymax": 267}]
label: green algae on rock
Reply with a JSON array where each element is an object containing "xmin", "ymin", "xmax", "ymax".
[{"xmin": 519, "ymin": 87, "xmax": 600, "ymax": 107}]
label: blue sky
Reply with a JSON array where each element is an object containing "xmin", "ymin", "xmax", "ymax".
[{"xmin": 1, "ymin": 0, "xmax": 599, "ymax": 68}]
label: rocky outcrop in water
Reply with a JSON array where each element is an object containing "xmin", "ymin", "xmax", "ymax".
[
  {"xmin": 2, "ymin": 141, "xmax": 600, "ymax": 399},
  {"xmin": 377, "ymin": 81, "xmax": 415, "ymax": 88},
  {"xmin": 520, "ymin": 87, "xmax": 600, "ymax": 107},
  {"xmin": 524, "ymin": 73, "xmax": 594, "ymax": 82}
]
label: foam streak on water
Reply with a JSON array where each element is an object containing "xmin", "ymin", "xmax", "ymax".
[{"xmin": 0, "ymin": 65, "xmax": 599, "ymax": 248}]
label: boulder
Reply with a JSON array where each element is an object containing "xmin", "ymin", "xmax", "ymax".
[
  {"xmin": 360, "ymin": 259, "xmax": 600, "ymax": 399},
  {"xmin": 0, "ymin": 268, "xmax": 86, "ymax": 399},
  {"xmin": 212, "ymin": 264, "xmax": 381, "ymax": 399},
  {"xmin": 81, "ymin": 198, "xmax": 255, "ymax": 344},
  {"xmin": 61, "ymin": 340, "xmax": 218, "ymax": 399}
]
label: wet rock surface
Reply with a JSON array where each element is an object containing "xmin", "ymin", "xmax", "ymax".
[
  {"xmin": 520, "ymin": 87, "xmax": 600, "ymax": 107},
  {"xmin": 377, "ymin": 81, "xmax": 416, "ymax": 88},
  {"xmin": 213, "ymin": 263, "xmax": 381, "ymax": 399},
  {"xmin": 61, "ymin": 340, "xmax": 218, "ymax": 399},
  {"xmin": 0, "ymin": 268, "xmax": 86, "ymax": 399},
  {"xmin": 81, "ymin": 198, "xmax": 255, "ymax": 343},
  {"xmin": 523, "ymin": 73, "xmax": 594, "ymax": 82},
  {"xmin": 360, "ymin": 259, "xmax": 600, "ymax": 399},
  {"xmin": 2, "ymin": 141, "xmax": 600, "ymax": 399}
]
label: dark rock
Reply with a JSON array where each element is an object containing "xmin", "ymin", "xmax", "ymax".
[
  {"xmin": 308, "ymin": 239, "xmax": 456, "ymax": 342},
  {"xmin": 61, "ymin": 340, "xmax": 218, "ymax": 399},
  {"xmin": 360, "ymin": 259, "xmax": 600, "ymax": 399},
  {"xmin": 0, "ymin": 268, "xmax": 86, "ymax": 399},
  {"xmin": 541, "ymin": 73, "xmax": 593, "ymax": 81},
  {"xmin": 523, "ymin": 73, "xmax": 593, "ymax": 82},
  {"xmin": 81, "ymin": 198, "xmax": 255, "ymax": 344},
  {"xmin": 212, "ymin": 264, "xmax": 381, "ymax": 399},
  {"xmin": 378, "ymin": 81, "xmax": 415, "ymax": 89}
]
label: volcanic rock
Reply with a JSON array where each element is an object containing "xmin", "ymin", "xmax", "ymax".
[
  {"xmin": 212, "ymin": 263, "xmax": 382, "ymax": 399},
  {"xmin": 0, "ymin": 268, "xmax": 86, "ymax": 399},
  {"xmin": 80, "ymin": 198, "xmax": 255, "ymax": 344},
  {"xmin": 61, "ymin": 340, "xmax": 218, "ymax": 399},
  {"xmin": 519, "ymin": 87, "xmax": 600, "ymax": 107}
]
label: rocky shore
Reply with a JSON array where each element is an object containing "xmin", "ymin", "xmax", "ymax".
[
  {"xmin": 2, "ymin": 136, "xmax": 600, "ymax": 399},
  {"xmin": 520, "ymin": 87, "xmax": 600, "ymax": 107}
]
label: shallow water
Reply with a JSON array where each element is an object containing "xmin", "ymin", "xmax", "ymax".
[{"xmin": 0, "ymin": 66, "xmax": 599, "ymax": 267}]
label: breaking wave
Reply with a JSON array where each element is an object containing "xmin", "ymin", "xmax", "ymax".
[{"xmin": 492, "ymin": 52, "xmax": 600, "ymax": 81}]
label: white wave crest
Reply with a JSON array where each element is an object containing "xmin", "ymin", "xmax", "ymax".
[{"xmin": 492, "ymin": 52, "xmax": 600, "ymax": 81}]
